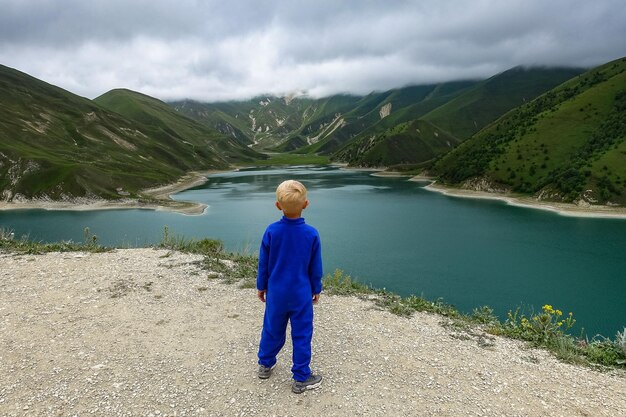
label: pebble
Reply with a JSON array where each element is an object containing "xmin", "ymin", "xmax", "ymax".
[{"xmin": 0, "ymin": 248, "xmax": 624, "ymax": 417}]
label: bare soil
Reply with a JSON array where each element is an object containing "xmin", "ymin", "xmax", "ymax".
[{"xmin": 1, "ymin": 249, "xmax": 624, "ymax": 416}]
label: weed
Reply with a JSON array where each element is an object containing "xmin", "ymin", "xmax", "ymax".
[
  {"xmin": 472, "ymin": 305, "xmax": 499, "ymax": 325},
  {"xmin": 322, "ymin": 269, "xmax": 373, "ymax": 296},
  {"xmin": 0, "ymin": 227, "xmax": 109, "ymax": 254},
  {"xmin": 502, "ymin": 305, "xmax": 576, "ymax": 344},
  {"xmin": 585, "ymin": 337, "xmax": 624, "ymax": 366}
]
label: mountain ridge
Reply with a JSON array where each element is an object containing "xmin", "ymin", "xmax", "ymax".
[
  {"xmin": 0, "ymin": 65, "xmax": 261, "ymax": 201},
  {"xmin": 431, "ymin": 57, "xmax": 626, "ymax": 205}
]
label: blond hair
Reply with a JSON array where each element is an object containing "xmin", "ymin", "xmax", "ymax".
[{"xmin": 276, "ymin": 180, "xmax": 308, "ymax": 213}]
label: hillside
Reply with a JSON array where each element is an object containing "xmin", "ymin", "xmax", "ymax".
[
  {"xmin": 171, "ymin": 94, "xmax": 364, "ymax": 150},
  {"xmin": 2, "ymin": 248, "xmax": 624, "ymax": 416},
  {"xmin": 280, "ymin": 83, "xmax": 474, "ymax": 156},
  {"xmin": 422, "ymin": 67, "xmax": 585, "ymax": 140},
  {"xmin": 330, "ymin": 68, "xmax": 582, "ymax": 168},
  {"xmin": 432, "ymin": 57, "xmax": 626, "ymax": 205},
  {"xmin": 0, "ymin": 65, "xmax": 259, "ymax": 201},
  {"xmin": 94, "ymin": 89, "xmax": 261, "ymax": 164},
  {"xmin": 173, "ymin": 67, "xmax": 585, "ymax": 170},
  {"xmin": 171, "ymin": 84, "xmax": 476, "ymax": 155},
  {"xmin": 333, "ymin": 119, "xmax": 460, "ymax": 168}
]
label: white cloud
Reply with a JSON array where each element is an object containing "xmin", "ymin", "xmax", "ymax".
[{"xmin": 0, "ymin": 0, "xmax": 624, "ymax": 101}]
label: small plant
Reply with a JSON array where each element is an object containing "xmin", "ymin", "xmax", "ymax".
[
  {"xmin": 322, "ymin": 269, "xmax": 373, "ymax": 296},
  {"xmin": 613, "ymin": 328, "xmax": 626, "ymax": 365},
  {"xmin": 83, "ymin": 227, "xmax": 100, "ymax": 248},
  {"xmin": 159, "ymin": 226, "xmax": 223, "ymax": 255},
  {"xmin": 377, "ymin": 294, "xmax": 414, "ymax": 317},
  {"xmin": 472, "ymin": 305, "xmax": 499, "ymax": 325},
  {"xmin": 0, "ymin": 227, "xmax": 108, "ymax": 254},
  {"xmin": 503, "ymin": 305, "xmax": 575, "ymax": 343},
  {"xmin": 0, "ymin": 227, "xmax": 15, "ymax": 241},
  {"xmin": 403, "ymin": 295, "xmax": 459, "ymax": 317},
  {"xmin": 585, "ymin": 336, "xmax": 624, "ymax": 366}
]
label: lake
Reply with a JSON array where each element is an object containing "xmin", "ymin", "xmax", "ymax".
[{"xmin": 2, "ymin": 166, "xmax": 625, "ymax": 337}]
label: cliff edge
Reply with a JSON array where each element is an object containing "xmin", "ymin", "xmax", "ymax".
[{"xmin": 1, "ymin": 249, "xmax": 624, "ymax": 416}]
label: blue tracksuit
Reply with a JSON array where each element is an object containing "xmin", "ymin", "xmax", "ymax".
[{"xmin": 257, "ymin": 216, "xmax": 323, "ymax": 382}]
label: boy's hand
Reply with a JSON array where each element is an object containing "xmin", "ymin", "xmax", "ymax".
[
  {"xmin": 257, "ymin": 290, "xmax": 267, "ymax": 302},
  {"xmin": 312, "ymin": 293, "xmax": 320, "ymax": 304}
]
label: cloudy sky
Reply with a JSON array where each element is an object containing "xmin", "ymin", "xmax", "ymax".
[{"xmin": 1, "ymin": 0, "xmax": 625, "ymax": 102}]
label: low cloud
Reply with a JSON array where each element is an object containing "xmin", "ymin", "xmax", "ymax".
[{"xmin": 1, "ymin": 0, "xmax": 625, "ymax": 101}]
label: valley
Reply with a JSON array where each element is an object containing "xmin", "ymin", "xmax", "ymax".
[{"xmin": 1, "ymin": 57, "xmax": 625, "ymax": 208}]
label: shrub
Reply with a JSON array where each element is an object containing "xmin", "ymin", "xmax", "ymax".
[
  {"xmin": 322, "ymin": 269, "xmax": 373, "ymax": 296},
  {"xmin": 502, "ymin": 305, "xmax": 576, "ymax": 344}
]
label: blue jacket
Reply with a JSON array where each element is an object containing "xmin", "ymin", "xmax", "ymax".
[{"xmin": 257, "ymin": 216, "xmax": 323, "ymax": 299}]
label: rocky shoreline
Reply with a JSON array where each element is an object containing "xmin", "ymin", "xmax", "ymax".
[
  {"xmin": 1, "ymin": 248, "xmax": 624, "ymax": 416},
  {"xmin": 3, "ymin": 166, "xmax": 624, "ymax": 219},
  {"xmin": 419, "ymin": 180, "xmax": 626, "ymax": 219},
  {"xmin": 0, "ymin": 170, "xmax": 223, "ymax": 216}
]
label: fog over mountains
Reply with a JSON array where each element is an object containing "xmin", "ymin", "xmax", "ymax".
[
  {"xmin": 4, "ymin": 56, "xmax": 625, "ymax": 207},
  {"xmin": 1, "ymin": 0, "xmax": 625, "ymax": 101}
]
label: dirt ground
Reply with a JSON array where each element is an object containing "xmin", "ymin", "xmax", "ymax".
[{"xmin": 1, "ymin": 249, "xmax": 624, "ymax": 416}]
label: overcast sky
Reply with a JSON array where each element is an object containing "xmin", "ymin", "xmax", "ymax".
[{"xmin": 1, "ymin": 0, "xmax": 625, "ymax": 102}]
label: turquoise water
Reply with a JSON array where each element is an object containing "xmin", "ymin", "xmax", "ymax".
[{"xmin": 2, "ymin": 166, "xmax": 625, "ymax": 337}]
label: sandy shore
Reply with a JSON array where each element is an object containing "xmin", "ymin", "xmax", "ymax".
[
  {"xmin": 0, "ymin": 170, "xmax": 230, "ymax": 216},
  {"xmin": 1, "ymin": 248, "xmax": 624, "ymax": 416},
  {"xmin": 413, "ymin": 178, "xmax": 626, "ymax": 219},
  {"xmin": 369, "ymin": 171, "xmax": 413, "ymax": 178},
  {"xmin": 3, "ymin": 166, "xmax": 625, "ymax": 219}
]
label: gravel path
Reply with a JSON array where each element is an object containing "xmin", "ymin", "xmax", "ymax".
[{"xmin": 1, "ymin": 249, "xmax": 624, "ymax": 416}]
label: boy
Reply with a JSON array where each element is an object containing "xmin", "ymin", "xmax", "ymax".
[{"xmin": 256, "ymin": 180, "xmax": 323, "ymax": 394}]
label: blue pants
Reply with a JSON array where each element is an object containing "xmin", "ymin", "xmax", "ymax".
[{"xmin": 258, "ymin": 298, "xmax": 313, "ymax": 382}]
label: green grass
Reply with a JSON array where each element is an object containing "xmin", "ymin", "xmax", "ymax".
[
  {"xmin": 157, "ymin": 226, "xmax": 257, "ymax": 288},
  {"xmin": 433, "ymin": 57, "xmax": 626, "ymax": 204},
  {"xmin": 333, "ymin": 119, "xmax": 459, "ymax": 168},
  {"xmin": 246, "ymin": 152, "xmax": 330, "ymax": 166},
  {"xmin": 423, "ymin": 66, "xmax": 584, "ymax": 140},
  {"xmin": 0, "ymin": 65, "xmax": 261, "ymax": 200},
  {"xmin": 0, "ymin": 226, "xmax": 110, "ymax": 254}
]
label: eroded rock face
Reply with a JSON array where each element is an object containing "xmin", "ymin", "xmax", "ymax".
[
  {"xmin": 536, "ymin": 188, "xmax": 568, "ymax": 202},
  {"xmin": 0, "ymin": 156, "xmax": 44, "ymax": 201},
  {"xmin": 461, "ymin": 177, "xmax": 510, "ymax": 194},
  {"xmin": 379, "ymin": 103, "xmax": 392, "ymax": 119}
]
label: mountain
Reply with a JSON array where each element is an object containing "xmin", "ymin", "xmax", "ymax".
[
  {"xmin": 94, "ymin": 89, "xmax": 261, "ymax": 164},
  {"xmin": 421, "ymin": 67, "xmax": 585, "ymax": 140},
  {"xmin": 431, "ymin": 57, "xmax": 626, "ymax": 205},
  {"xmin": 330, "ymin": 68, "xmax": 583, "ymax": 168},
  {"xmin": 276, "ymin": 83, "xmax": 472, "ymax": 155},
  {"xmin": 170, "ymin": 94, "xmax": 363, "ymax": 150},
  {"xmin": 172, "ymin": 82, "xmax": 478, "ymax": 157},
  {"xmin": 332, "ymin": 119, "xmax": 460, "ymax": 168},
  {"xmin": 0, "ymin": 65, "xmax": 261, "ymax": 201},
  {"xmin": 174, "ymin": 67, "xmax": 583, "ymax": 170}
]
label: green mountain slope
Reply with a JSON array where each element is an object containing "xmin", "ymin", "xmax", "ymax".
[
  {"xmin": 333, "ymin": 119, "xmax": 460, "ymax": 168},
  {"xmin": 422, "ymin": 67, "xmax": 585, "ymax": 140},
  {"xmin": 276, "ymin": 85, "xmax": 450, "ymax": 154},
  {"xmin": 172, "ymin": 94, "xmax": 363, "ymax": 151},
  {"xmin": 432, "ymin": 57, "xmax": 626, "ymax": 205},
  {"xmin": 328, "ymin": 81, "xmax": 475, "ymax": 166},
  {"xmin": 94, "ymin": 89, "xmax": 261, "ymax": 164},
  {"xmin": 0, "ymin": 65, "xmax": 260, "ymax": 201},
  {"xmin": 332, "ymin": 68, "xmax": 584, "ymax": 168},
  {"xmin": 176, "ymin": 83, "xmax": 476, "ymax": 157},
  {"xmin": 176, "ymin": 67, "xmax": 579, "ymax": 170}
]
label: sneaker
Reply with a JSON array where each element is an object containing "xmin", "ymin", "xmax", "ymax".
[
  {"xmin": 291, "ymin": 374, "xmax": 323, "ymax": 394},
  {"xmin": 258, "ymin": 364, "xmax": 276, "ymax": 379}
]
